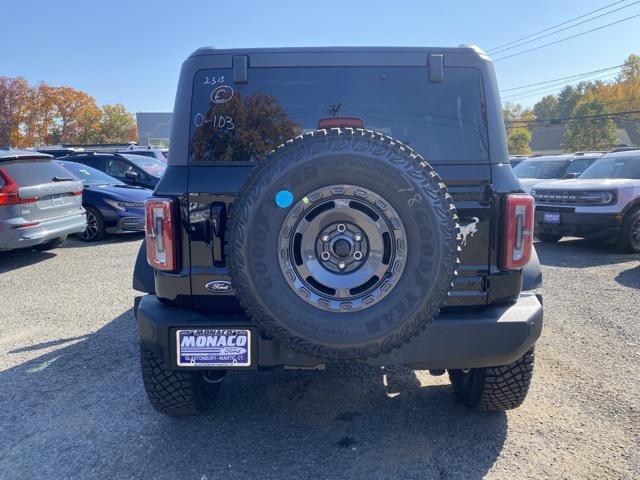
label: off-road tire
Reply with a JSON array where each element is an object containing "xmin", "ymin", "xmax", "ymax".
[
  {"xmin": 139, "ymin": 347, "xmax": 221, "ymax": 416},
  {"xmin": 616, "ymin": 207, "xmax": 640, "ymax": 253},
  {"xmin": 536, "ymin": 232, "xmax": 562, "ymax": 243},
  {"xmin": 448, "ymin": 348, "xmax": 535, "ymax": 411},
  {"xmin": 33, "ymin": 236, "xmax": 67, "ymax": 251},
  {"xmin": 229, "ymin": 128, "xmax": 460, "ymax": 361}
]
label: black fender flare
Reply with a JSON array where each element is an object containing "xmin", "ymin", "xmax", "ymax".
[
  {"xmin": 522, "ymin": 245, "xmax": 542, "ymax": 291},
  {"xmin": 133, "ymin": 239, "xmax": 155, "ymax": 294}
]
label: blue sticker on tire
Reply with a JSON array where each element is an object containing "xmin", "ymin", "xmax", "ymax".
[{"xmin": 275, "ymin": 190, "xmax": 294, "ymax": 208}]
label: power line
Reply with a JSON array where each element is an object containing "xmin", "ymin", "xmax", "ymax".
[
  {"xmin": 500, "ymin": 64, "xmax": 625, "ymax": 93},
  {"xmin": 490, "ymin": 1, "xmax": 640, "ymax": 55},
  {"xmin": 494, "ymin": 13, "xmax": 640, "ymax": 62},
  {"xmin": 487, "ymin": 0, "xmax": 629, "ymax": 52},
  {"xmin": 501, "ymin": 71, "xmax": 622, "ymax": 101},
  {"xmin": 505, "ymin": 109, "xmax": 640, "ymax": 127}
]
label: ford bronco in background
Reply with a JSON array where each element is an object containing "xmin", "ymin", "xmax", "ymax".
[
  {"xmin": 533, "ymin": 148, "xmax": 640, "ymax": 252},
  {"xmin": 133, "ymin": 46, "xmax": 543, "ymax": 416}
]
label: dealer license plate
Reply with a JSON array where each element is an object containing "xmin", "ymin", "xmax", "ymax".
[
  {"xmin": 543, "ymin": 212, "xmax": 561, "ymax": 224},
  {"xmin": 176, "ymin": 329, "xmax": 251, "ymax": 367}
]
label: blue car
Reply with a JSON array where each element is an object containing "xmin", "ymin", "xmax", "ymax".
[{"xmin": 57, "ymin": 160, "xmax": 152, "ymax": 241}]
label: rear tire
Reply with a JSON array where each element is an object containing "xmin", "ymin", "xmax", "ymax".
[
  {"xmin": 33, "ymin": 236, "xmax": 67, "ymax": 251},
  {"xmin": 78, "ymin": 207, "xmax": 105, "ymax": 242},
  {"xmin": 536, "ymin": 232, "xmax": 562, "ymax": 243},
  {"xmin": 448, "ymin": 348, "xmax": 535, "ymax": 411},
  {"xmin": 616, "ymin": 207, "xmax": 640, "ymax": 253},
  {"xmin": 139, "ymin": 347, "xmax": 222, "ymax": 416}
]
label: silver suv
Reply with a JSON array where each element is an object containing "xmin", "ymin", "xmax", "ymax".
[
  {"xmin": 532, "ymin": 149, "xmax": 640, "ymax": 252},
  {"xmin": 0, "ymin": 150, "xmax": 86, "ymax": 251},
  {"xmin": 513, "ymin": 152, "xmax": 602, "ymax": 194}
]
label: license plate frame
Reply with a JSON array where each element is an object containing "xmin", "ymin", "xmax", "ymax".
[
  {"xmin": 543, "ymin": 212, "xmax": 561, "ymax": 224},
  {"xmin": 176, "ymin": 329, "xmax": 251, "ymax": 367}
]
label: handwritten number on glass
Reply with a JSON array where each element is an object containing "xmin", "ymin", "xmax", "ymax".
[{"xmin": 203, "ymin": 76, "xmax": 225, "ymax": 85}]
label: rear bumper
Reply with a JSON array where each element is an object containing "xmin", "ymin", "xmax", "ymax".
[
  {"xmin": 535, "ymin": 209, "xmax": 621, "ymax": 238},
  {"xmin": 105, "ymin": 215, "xmax": 145, "ymax": 234},
  {"xmin": 0, "ymin": 210, "xmax": 86, "ymax": 250},
  {"xmin": 136, "ymin": 293, "xmax": 543, "ymax": 370}
]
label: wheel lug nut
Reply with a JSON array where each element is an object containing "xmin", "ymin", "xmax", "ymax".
[
  {"xmin": 337, "ymin": 224, "xmax": 346, "ymax": 233},
  {"xmin": 354, "ymin": 233, "xmax": 362, "ymax": 241},
  {"xmin": 353, "ymin": 251, "xmax": 363, "ymax": 261},
  {"xmin": 338, "ymin": 261, "xmax": 346, "ymax": 270},
  {"xmin": 321, "ymin": 234, "xmax": 330, "ymax": 242},
  {"xmin": 321, "ymin": 251, "xmax": 331, "ymax": 261}
]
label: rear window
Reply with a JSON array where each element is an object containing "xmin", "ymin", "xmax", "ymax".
[
  {"xmin": 1, "ymin": 160, "xmax": 76, "ymax": 186},
  {"xmin": 119, "ymin": 154, "xmax": 167, "ymax": 177},
  {"xmin": 189, "ymin": 66, "xmax": 489, "ymax": 163},
  {"xmin": 513, "ymin": 159, "xmax": 569, "ymax": 179},
  {"xmin": 579, "ymin": 156, "xmax": 640, "ymax": 179}
]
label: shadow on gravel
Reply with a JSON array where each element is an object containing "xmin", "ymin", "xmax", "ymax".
[
  {"xmin": 60, "ymin": 232, "xmax": 144, "ymax": 249},
  {"xmin": 535, "ymin": 238, "xmax": 640, "ymax": 268},
  {"xmin": 0, "ymin": 308, "xmax": 507, "ymax": 480},
  {"xmin": 615, "ymin": 264, "xmax": 640, "ymax": 289},
  {"xmin": 0, "ymin": 249, "xmax": 56, "ymax": 274}
]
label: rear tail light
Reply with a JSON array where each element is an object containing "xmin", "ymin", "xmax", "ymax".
[
  {"xmin": 145, "ymin": 198, "xmax": 177, "ymax": 271},
  {"xmin": 502, "ymin": 194, "xmax": 534, "ymax": 270},
  {"xmin": 0, "ymin": 168, "xmax": 38, "ymax": 205}
]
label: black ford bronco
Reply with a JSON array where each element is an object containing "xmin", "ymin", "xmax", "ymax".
[{"xmin": 133, "ymin": 46, "xmax": 543, "ymax": 416}]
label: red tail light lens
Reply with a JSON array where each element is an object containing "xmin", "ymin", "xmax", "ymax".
[
  {"xmin": 502, "ymin": 194, "xmax": 534, "ymax": 270},
  {"xmin": 145, "ymin": 198, "xmax": 177, "ymax": 271},
  {"xmin": 0, "ymin": 167, "xmax": 39, "ymax": 205},
  {"xmin": 0, "ymin": 167, "xmax": 20, "ymax": 205}
]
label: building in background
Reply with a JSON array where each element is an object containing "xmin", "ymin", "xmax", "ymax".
[
  {"xmin": 530, "ymin": 120, "xmax": 640, "ymax": 155},
  {"xmin": 136, "ymin": 112, "xmax": 172, "ymax": 147}
]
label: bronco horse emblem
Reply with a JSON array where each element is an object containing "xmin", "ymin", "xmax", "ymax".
[{"xmin": 460, "ymin": 217, "xmax": 480, "ymax": 246}]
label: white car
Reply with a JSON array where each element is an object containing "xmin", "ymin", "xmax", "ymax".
[
  {"xmin": 532, "ymin": 149, "xmax": 640, "ymax": 252},
  {"xmin": 513, "ymin": 152, "xmax": 601, "ymax": 194}
]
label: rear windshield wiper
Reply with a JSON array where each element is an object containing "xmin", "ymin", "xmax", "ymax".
[{"xmin": 52, "ymin": 176, "xmax": 75, "ymax": 182}]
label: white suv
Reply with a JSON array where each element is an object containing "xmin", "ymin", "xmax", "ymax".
[
  {"xmin": 532, "ymin": 149, "xmax": 640, "ymax": 252},
  {"xmin": 513, "ymin": 152, "xmax": 602, "ymax": 194}
]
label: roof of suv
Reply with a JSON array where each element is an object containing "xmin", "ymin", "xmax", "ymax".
[
  {"xmin": 0, "ymin": 149, "xmax": 53, "ymax": 161},
  {"xmin": 189, "ymin": 45, "xmax": 489, "ymax": 58},
  {"xmin": 601, "ymin": 148, "xmax": 640, "ymax": 158},
  {"xmin": 526, "ymin": 155, "xmax": 572, "ymax": 162}
]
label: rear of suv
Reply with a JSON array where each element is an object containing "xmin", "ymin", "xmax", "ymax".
[
  {"xmin": 533, "ymin": 148, "xmax": 640, "ymax": 252},
  {"xmin": 513, "ymin": 152, "xmax": 602, "ymax": 194},
  {"xmin": 133, "ymin": 46, "xmax": 543, "ymax": 416},
  {"xmin": 61, "ymin": 152, "xmax": 166, "ymax": 189},
  {"xmin": 0, "ymin": 150, "xmax": 86, "ymax": 251}
]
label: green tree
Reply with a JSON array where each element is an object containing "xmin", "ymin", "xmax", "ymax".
[
  {"xmin": 618, "ymin": 53, "xmax": 640, "ymax": 83},
  {"xmin": 503, "ymin": 102, "xmax": 534, "ymax": 155},
  {"xmin": 507, "ymin": 127, "xmax": 532, "ymax": 155},
  {"xmin": 99, "ymin": 103, "xmax": 137, "ymax": 143},
  {"xmin": 533, "ymin": 95, "xmax": 559, "ymax": 121},
  {"xmin": 564, "ymin": 99, "xmax": 618, "ymax": 151}
]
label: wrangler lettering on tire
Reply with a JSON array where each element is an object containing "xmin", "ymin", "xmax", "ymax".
[{"xmin": 229, "ymin": 128, "xmax": 460, "ymax": 360}]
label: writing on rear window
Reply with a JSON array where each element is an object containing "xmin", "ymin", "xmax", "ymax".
[{"xmin": 189, "ymin": 66, "xmax": 489, "ymax": 163}]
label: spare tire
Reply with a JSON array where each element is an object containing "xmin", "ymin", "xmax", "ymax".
[{"xmin": 229, "ymin": 128, "xmax": 459, "ymax": 360}]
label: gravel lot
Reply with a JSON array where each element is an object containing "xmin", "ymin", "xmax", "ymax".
[{"xmin": 0, "ymin": 235, "xmax": 638, "ymax": 479}]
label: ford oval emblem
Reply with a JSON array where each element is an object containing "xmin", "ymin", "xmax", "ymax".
[{"xmin": 205, "ymin": 280, "xmax": 234, "ymax": 293}]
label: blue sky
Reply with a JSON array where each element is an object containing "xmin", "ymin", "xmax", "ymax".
[{"xmin": 1, "ymin": 0, "xmax": 639, "ymax": 112}]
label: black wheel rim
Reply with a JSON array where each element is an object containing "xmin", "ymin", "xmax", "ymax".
[
  {"xmin": 81, "ymin": 211, "xmax": 99, "ymax": 241},
  {"xmin": 631, "ymin": 217, "xmax": 640, "ymax": 250},
  {"xmin": 278, "ymin": 184, "xmax": 407, "ymax": 312}
]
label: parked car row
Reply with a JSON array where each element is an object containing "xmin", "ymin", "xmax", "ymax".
[
  {"xmin": 521, "ymin": 149, "xmax": 640, "ymax": 253},
  {"xmin": 0, "ymin": 149, "xmax": 155, "ymax": 252}
]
